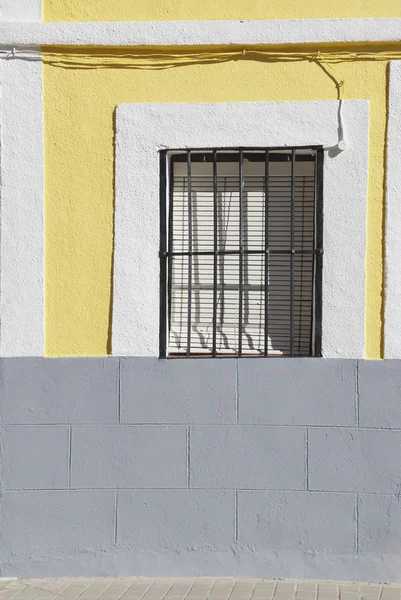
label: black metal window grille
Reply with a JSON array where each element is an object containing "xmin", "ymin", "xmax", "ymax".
[{"xmin": 159, "ymin": 147, "xmax": 323, "ymax": 358}]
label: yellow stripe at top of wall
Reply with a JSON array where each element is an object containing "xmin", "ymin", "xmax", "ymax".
[
  {"xmin": 43, "ymin": 45, "xmax": 389, "ymax": 358},
  {"xmin": 43, "ymin": 0, "xmax": 401, "ymax": 22}
]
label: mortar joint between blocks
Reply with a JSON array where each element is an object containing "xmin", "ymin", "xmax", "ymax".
[
  {"xmin": 235, "ymin": 490, "xmax": 239, "ymax": 543},
  {"xmin": 236, "ymin": 359, "xmax": 239, "ymax": 424},
  {"xmin": 114, "ymin": 489, "xmax": 118, "ymax": 545},
  {"xmin": 187, "ymin": 426, "xmax": 191, "ymax": 489},
  {"xmin": 306, "ymin": 427, "xmax": 309, "ymax": 491},
  {"xmin": 118, "ymin": 357, "xmax": 121, "ymax": 424},
  {"xmin": 68, "ymin": 425, "xmax": 72, "ymax": 490},
  {"xmin": 356, "ymin": 359, "xmax": 360, "ymax": 427},
  {"xmin": 355, "ymin": 493, "xmax": 359, "ymax": 555}
]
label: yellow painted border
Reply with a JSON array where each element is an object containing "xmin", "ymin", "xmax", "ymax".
[
  {"xmin": 43, "ymin": 0, "xmax": 401, "ymax": 22},
  {"xmin": 43, "ymin": 47, "xmax": 388, "ymax": 357}
]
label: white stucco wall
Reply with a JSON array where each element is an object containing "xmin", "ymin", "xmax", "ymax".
[
  {"xmin": 0, "ymin": 19, "xmax": 400, "ymax": 46},
  {"xmin": 0, "ymin": 0, "xmax": 41, "ymax": 21},
  {"xmin": 113, "ymin": 100, "xmax": 369, "ymax": 358},
  {"xmin": 0, "ymin": 54, "xmax": 44, "ymax": 356}
]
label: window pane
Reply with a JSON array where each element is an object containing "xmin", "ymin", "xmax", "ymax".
[{"xmin": 165, "ymin": 149, "xmax": 321, "ymax": 358}]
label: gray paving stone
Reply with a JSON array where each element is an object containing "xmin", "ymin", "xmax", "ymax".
[
  {"xmin": 120, "ymin": 358, "xmax": 237, "ymax": 424},
  {"xmin": 358, "ymin": 494, "xmax": 401, "ymax": 554},
  {"xmin": 0, "ymin": 358, "xmax": 119, "ymax": 424},
  {"xmin": 0, "ymin": 491, "xmax": 115, "ymax": 556},
  {"xmin": 308, "ymin": 428, "xmax": 401, "ymax": 493},
  {"xmin": 238, "ymin": 491, "xmax": 356, "ymax": 553},
  {"xmin": 238, "ymin": 359, "xmax": 357, "ymax": 426},
  {"xmin": 359, "ymin": 360, "xmax": 401, "ymax": 428},
  {"xmin": 71, "ymin": 426, "xmax": 187, "ymax": 488},
  {"xmin": 1, "ymin": 426, "xmax": 69, "ymax": 490},
  {"xmin": 190, "ymin": 426, "xmax": 305, "ymax": 490},
  {"xmin": 117, "ymin": 491, "xmax": 235, "ymax": 548},
  {"xmin": 0, "ymin": 579, "xmax": 389, "ymax": 600}
]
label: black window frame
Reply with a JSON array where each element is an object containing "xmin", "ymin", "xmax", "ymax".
[{"xmin": 159, "ymin": 146, "xmax": 323, "ymax": 359}]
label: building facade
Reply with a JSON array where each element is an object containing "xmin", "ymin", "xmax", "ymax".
[{"xmin": 1, "ymin": 0, "xmax": 401, "ymax": 581}]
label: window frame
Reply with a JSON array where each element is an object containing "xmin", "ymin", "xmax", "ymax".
[{"xmin": 159, "ymin": 146, "xmax": 324, "ymax": 359}]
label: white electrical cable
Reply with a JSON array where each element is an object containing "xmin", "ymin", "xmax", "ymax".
[{"xmin": 323, "ymin": 99, "xmax": 348, "ymax": 153}]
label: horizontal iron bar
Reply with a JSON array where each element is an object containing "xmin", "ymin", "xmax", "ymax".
[
  {"xmin": 160, "ymin": 145, "xmax": 322, "ymax": 153},
  {"xmin": 167, "ymin": 353, "xmax": 313, "ymax": 359},
  {"xmin": 161, "ymin": 249, "xmax": 323, "ymax": 257}
]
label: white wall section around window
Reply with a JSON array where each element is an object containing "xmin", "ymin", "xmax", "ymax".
[
  {"xmin": 113, "ymin": 100, "xmax": 369, "ymax": 358},
  {"xmin": 0, "ymin": 19, "xmax": 399, "ymax": 47},
  {"xmin": 384, "ymin": 61, "xmax": 401, "ymax": 358},
  {"xmin": 0, "ymin": 53, "xmax": 44, "ymax": 356}
]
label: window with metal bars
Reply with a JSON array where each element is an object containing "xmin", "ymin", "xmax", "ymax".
[{"xmin": 159, "ymin": 147, "xmax": 323, "ymax": 358}]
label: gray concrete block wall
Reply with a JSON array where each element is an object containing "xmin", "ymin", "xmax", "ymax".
[{"xmin": 1, "ymin": 357, "xmax": 401, "ymax": 580}]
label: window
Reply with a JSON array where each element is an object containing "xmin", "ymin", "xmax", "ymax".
[{"xmin": 159, "ymin": 147, "xmax": 323, "ymax": 358}]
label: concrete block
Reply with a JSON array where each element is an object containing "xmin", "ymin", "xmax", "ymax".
[
  {"xmin": 117, "ymin": 490, "xmax": 235, "ymax": 548},
  {"xmin": 71, "ymin": 425, "xmax": 187, "ymax": 488},
  {"xmin": 308, "ymin": 428, "xmax": 401, "ymax": 493},
  {"xmin": 359, "ymin": 360, "xmax": 401, "ymax": 428},
  {"xmin": 238, "ymin": 491, "xmax": 356, "ymax": 553},
  {"xmin": 358, "ymin": 494, "xmax": 401, "ymax": 554},
  {"xmin": 190, "ymin": 426, "xmax": 305, "ymax": 489},
  {"xmin": 238, "ymin": 358, "xmax": 357, "ymax": 426},
  {"xmin": 120, "ymin": 358, "xmax": 236, "ymax": 424},
  {"xmin": 1, "ymin": 425, "xmax": 69, "ymax": 490},
  {"xmin": 0, "ymin": 491, "xmax": 115, "ymax": 556},
  {"xmin": 0, "ymin": 358, "xmax": 119, "ymax": 424}
]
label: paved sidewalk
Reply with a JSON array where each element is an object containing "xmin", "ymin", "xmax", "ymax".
[{"xmin": 0, "ymin": 579, "xmax": 401, "ymax": 600}]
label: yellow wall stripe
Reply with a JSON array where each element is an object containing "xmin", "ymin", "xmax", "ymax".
[
  {"xmin": 43, "ymin": 0, "xmax": 401, "ymax": 22},
  {"xmin": 43, "ymin": 48, "xmax": 388, "ymax": 357}
]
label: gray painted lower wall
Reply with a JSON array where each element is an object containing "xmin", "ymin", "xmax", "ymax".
[{"xmin": 0, "ymin": 358, "xmax": 401, "ymax": 581}]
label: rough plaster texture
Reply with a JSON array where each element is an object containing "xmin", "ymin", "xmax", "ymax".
[
  {"xmin": 71, "ymin": 425, "xmax": 187, "ymax": 489},
  {"xmin": 0, "ymin": 52, "xmax": 43, "ymax": 356},
  {"xmin": 42, "ymin": 0, "xmax": 401, "ymax": 23},
  {"xmin": 120, "ymin": 358, "xmax": 237, "ymax": 424},
  {"xmin": 0, "ymin": 358, "xmax": 119, "ymax": 424},
  {"xmin": 1, "ymin": 357, "xmax": 401, "ymax": 581},
  {"xmin": 114, "ymin": 101, "xmax": 368, "ymax": 357},
  {"xmin": 237, "ymin": 491, "xmax": 356, "ymax": 553},
  {"xmin": 0, "ymin": 0, "xmax": 41, "ymax": 21},
  {"xmin": 238, "ymin": 359, "xmax": 357, "ymax": 425},
  {"xmin": 308, "ymin": 428, "xmax": 401, "ymax": 493},
  {"xmin": 2, "ymin": 425, "xmax": 69, "ymax": 490},
  {"xmin": 1, "ymin": 19, "xmax": 401, "ymax": 46},
  {"xmin": 358, "ymin": 360, "xmax": 401, "ymax": 427},
  {"xmin": 385, "ymin": 62, "xmax": 401, "ymax": 359},
  {"xmin": 190, "ymin": 426, "xmax": 306, "ymax": 490},
  {"xmin": 117, "ymin": 491, "xmax": 235, "ymax": 549},
  {"xmin": 358, "ymin": 495, "xmax": 401, "ymax": 555}
]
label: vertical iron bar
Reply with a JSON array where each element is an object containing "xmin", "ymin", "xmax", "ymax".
[
  {"xmin": 159, "ymin": 151, "xmax": 168, "ymax": 358},
  {"xmin": 264, "ymin": 149, "xmax": 269, "ymax": 357},
  {"xmin": 238, "ymin": 149, "xmax": 244, "ymax": 357},
  {"xmin": 212, "ymin": 150, "xmax": 218, "ymax": 357},
  {"xmin": 167, "ymin": 156, "xmax": 174, "ymax": 348},
  {"xmin": 187, "ymin": 150, "xmax": 192, "ymax": 357},
  {"xmin": 290, "ymin": 148, "xmax": 296, "ymax": 357},
  {"xmin": 314, "ymin": 148, "xmax": 324, "ymax": 357}
]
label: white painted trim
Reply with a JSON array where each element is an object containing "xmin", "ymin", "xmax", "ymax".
[
  {"xmin": 0, "ymin": 19, "xmax": 399, "ymax": 47},
  {"xmin": 0, "ymin": 50, "xmax": 44, "ymax": 356},
  {"xmin": 113, "ymin": 100, "xmax": 369, "ymax": 358},
  {"xmin": 0, "ymin": 0, "xmax": 41, "ymax": 22},
  {"xmin": 384, "ymin": 62, "xmax": 401, "ymax": 358}
]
